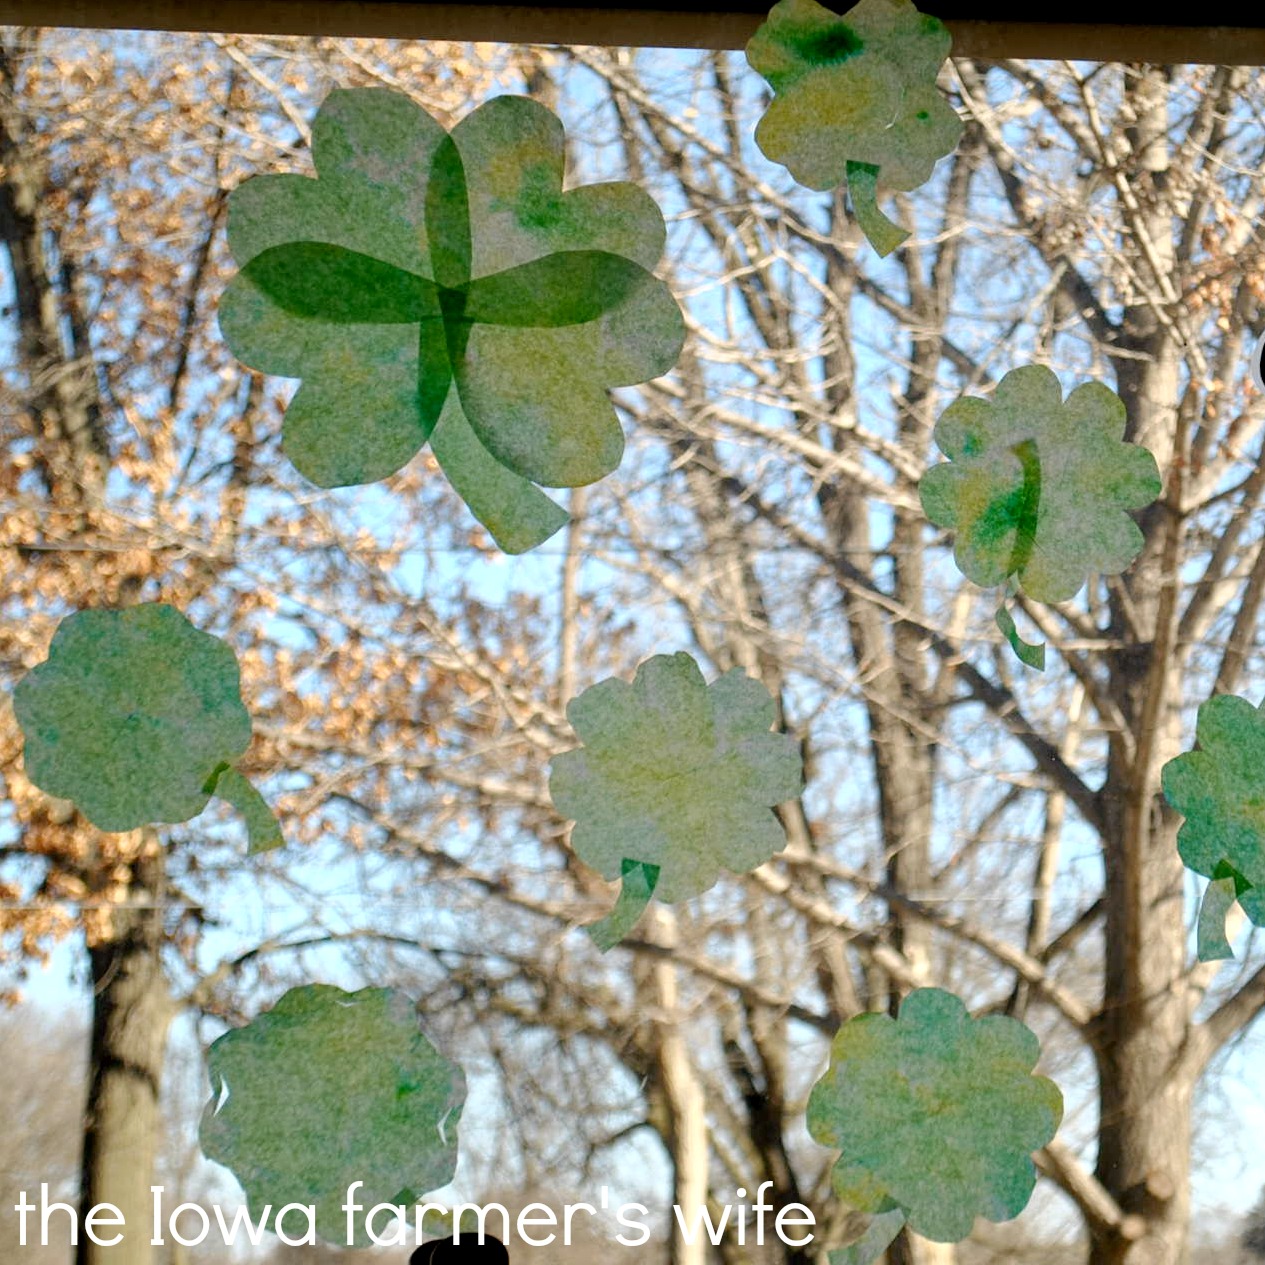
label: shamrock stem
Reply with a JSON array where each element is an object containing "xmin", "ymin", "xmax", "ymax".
[
  {"xmin": 1006, "ymin": 438, "xmax": 1042, "ymax": 578},
  {"xmin": 208, "ymin": 764, "xmax": 283, "ymax": 854},
  {"xmin": 429, "ymin": 402, "xmax": 569, "ymax": 554},
  {"xmin": 828, "ymin": 1208, "xmax": 908, "ymax": 1265},
  {"xmin": 995, "ymin": 593, "xmax": 1046, "ymax": 671},
  {"xmin": 845, "ymin": 162, "xmax": 909, "ymax": 258},
  {"xmin": 586, "ymin": 859, "xmax": 660, "ymax": 951},
  {"xmin": 1196, "ymin": 873, "xmax": 1242, "ymax": 962},
  {"xmin": 993, "ymin": 435, "xmax": 1047, "ymax": 668}
]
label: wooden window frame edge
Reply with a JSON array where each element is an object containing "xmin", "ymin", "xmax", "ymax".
[{"xmin": 3, "ymin": 3, "xmax": 1265, "ymax": 65}]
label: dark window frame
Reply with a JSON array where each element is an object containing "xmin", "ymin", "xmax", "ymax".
[{"xmin": 5, "ymin": 0, "xmax": 1265, "ymax": 63}]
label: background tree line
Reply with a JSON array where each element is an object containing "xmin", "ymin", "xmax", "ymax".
[{"xmin": 1, "ymin": 24, "xmax": 1264, "ymax": 1265}]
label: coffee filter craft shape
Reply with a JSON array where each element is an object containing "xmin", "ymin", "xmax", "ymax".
[
  {"xmin": 920, "ymin": 364, "xmax": 1162, "ymax": 669},
  {"xmin": 746, "ymin": 0, "xmax": 963, "ymax": 255},
  {"xmin": 1162, "ymin": 693, "xmax": 1265, "ymax": 962},
  {"xmin": 200, "ymin": 984, "xmax": 466, "ymax": 1248},
  {"xmin": 807, "ymin": 988, "xmax": 1063, "ymax": 1264},
  {"xmin": 549, "ymin": 652, "xmax": 804, "ymax": 949},
  {"xmin": 219, "ymin": 87, "xmax": 686, "ymax": 555},
  {"xmin": 13, "ymin": 603, "xmax": 280, "ymax": 852}
]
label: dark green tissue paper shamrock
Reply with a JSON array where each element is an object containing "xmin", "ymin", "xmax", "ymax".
[
  {"xmin": 1162, "ymin": 694, "xmax": 1265, "ymax": 961},
  {"xmin": 807, "ymin": 988, "xmax": 1063, "ymax": 1264},
  {"xmin": 200, "ymin": 984, "xmax": 465, "ymax": 1247},
  {"xmin": 220, "ymin": 87, "xmax": 685, "ymax": 554},
  {"xmin": 13, "ymin": 603, "xmax": 280, "ymax": 851},
  {"xmin": 549, "ymin": 652, "xmax": 803, "ymax": 949},
  {"xmin": 920, "ymin": 364, "xmax": 1161, "ymax": 669},
  {"xmin": 746, "ymin": 0, "xmax": 962, "ymax": 256}
]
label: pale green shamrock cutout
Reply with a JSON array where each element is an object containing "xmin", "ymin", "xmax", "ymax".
[
  {"xmin": 807, "ymin": 988, "xmax": 1063, "ymax": 1263},
  {"xmin": 1161, "ymin": 694, "xmax": 1265, "ymax": 962},
  {"xmin": 920, "ymin": 364, "xmax": 1161, "ymax": 669},
  {"xmin": 200, "ymin": 984, "xmax": 465, "ymax": 1247},
  {"xmin": 12, "ymin": 604, "xmax": 280, "ymax": 851},
  {"xmin": 745, "ymin": 0, "xmax": 963, "ymax": 255},
  {"xmin": 220, "ymin": 87, "xmax": 685, "ymax": 554},
  {"xmin": 549, "ymin": 652, "xmax": 804, "ymax": 949}
]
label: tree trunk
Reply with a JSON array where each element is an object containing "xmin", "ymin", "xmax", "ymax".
[
  {"xmin": 897, "ymin": 1236, "xmax": 957, "ymax": 1265},
  {"xmin": 1091, "ymin": 777, "xmax": 1194, "ymax": 1265},
  {"xmin": 0, "ymin": 44, "xmax": 109, "ymax": 508},
  {"xmin": 818, "ymin": 224, "xmax": 942, "ymax": 1265},
  {"xmin": 1088, "ymin": 64, "xmax": 1195, "ymax": 1265},
  {"xmin": 635, "ymin": 910, "xmax": 710, "ymax": 1265},
  {"xmin": 655, "ymin": 955, "xmax": 709, "ymax": 1265},
  {"xmin": 77, "ymin": 841, "xmax": 173, "ymax": 1265}
]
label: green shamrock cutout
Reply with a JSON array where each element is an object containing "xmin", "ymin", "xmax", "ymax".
[
  {"xmin": 220, "ymin": 87, "xmax": 685, "ymax": 554},
  {"xmin": 13, "ymin": 604, "xmax": 280, "ymax": 851},
  {"xmin": 200, "ymin": 984, "xmax": 465, "ymax": 1247},
  {"xmin": 745, "ymin": 0, "xmax": 963, "ymax": 256},
  {"xmin": 807, "ymin": 988, "xmax": 1063, "ymax": 1263},
  {"xmin": 920, "ymin": 365, "xmax": 1162, "ymax": 669},
  {"xmin": 1161, "ymin": 694, "xmax": 1265, "ymax": 962},
  {"xmin": 549, "ymin": 652, "xmax": 803, "ymax": 949}
]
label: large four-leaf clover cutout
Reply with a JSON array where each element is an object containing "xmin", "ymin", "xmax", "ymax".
[
  {"xmin": 1162, "ymin": 693, "xmax": 1265, "ymax": 961},
  {"xmin": 549, "ymin": 652, "xmax": 804, "ymax": 948},
  {"xmin": 220, "ymin": 87, "xmax": 685, "ymax": 554},
  {"xmin": 13, "ymin": 604, "xmax": 280, "ymax": 851},
  {"xmin": 199, "ymin": 984, "xmax": 466, "ymax": 1247},
  {"xmin": 920, "ymin": 364, "xmax": 1161, "ymax": 668},
  {"xmin": 746, "ymin": 0, "xmax": 963, "ymax": 255},
  {"xmin": 807, "ymin": 988, "xmax": 1063, "ymax": 1263}
]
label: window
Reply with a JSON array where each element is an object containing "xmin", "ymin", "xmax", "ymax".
[{"xmin": 2, "ymin": 9, "xmax": 1263, "ymax": 1265}]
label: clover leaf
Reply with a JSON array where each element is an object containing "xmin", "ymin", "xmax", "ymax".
[
  {"xmin": 920, "ymin": 365, "xmax": 1161, "ymax": 669},
  {"xmin": 549, "ymin": 652, "xmax": 803, "ymax": 949},
  {"xmin": 807, "ymin": 989, "xmax": 1063, "ymax": 1262},
  {"xmin": 12, "ymin": 604, "xmax": 279, "ymax": 851},
  {"xmin": 1161, "ymin": 693, "xmax": 1265, "ymax": 961},
  {"xmin": 746, "ymin": 0, "xmax": 963, "ymax": 255},
  {"xmin": 220, "ymin": 88, "xmax": 685, "ymax": 554},
  {"xmin": 199, "ymin": 984, "xmax": 465, "ymax": 1247}
]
